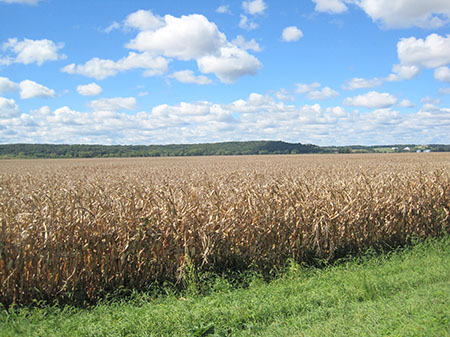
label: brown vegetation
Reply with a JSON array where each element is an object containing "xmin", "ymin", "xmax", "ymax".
[{"xmin": 0, "ymin": 154, "xmax": 449, "ymax": 306}]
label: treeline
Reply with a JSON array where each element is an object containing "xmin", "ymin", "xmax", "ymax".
[
  {"xmin": 0, "ymin": 141, "xmax": 322, "ymax": 159},
  {"xmin": 0, "ymin": 142, "xmax": 449, "ymax": 159}
]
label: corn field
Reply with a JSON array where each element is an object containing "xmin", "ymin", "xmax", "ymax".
[{"xmin": 0, "ymin": 154, "xmax": 449, "ymax": 307}]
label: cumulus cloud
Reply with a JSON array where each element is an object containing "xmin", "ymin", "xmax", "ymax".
[
  {"xmin": 439, "ymin": 87, "xmax": 450, "ymax": 95},
  {"xmin": 296, "ymin": 82, "xmax": 339, "ymax": 100},
  {"xmin": 0, "ymin": 76, "xmax": 19, "ymax": 94},
  {"xmin": 345, "ymin": 34, "xmax": 448, "ymax": 89},
  {"xmin": 434, "ymin": 66, "xmax": 450, "ymax": 82},
  {"xmin": 88, "ymin": 97, "xmax": 136, "ymax": 112},
  {"xmin": 326, "ymin": 106, "xmax": 347, "ymax": 117},
  {"xmin": 197, "ymin": 45, "xmax": 261, "ymax": 84},
  {"xmin": 282, "ymin": 26, "xmax": 303, "ymax": 42},
  {"xmin": 242, "ymin": 0, "xmax": 267, "ymax": 15},
  {"xmin": 0, "ymin": 97, "xmax": 20, "ymax": 118},
  {"xmin": 342, "ymin": 77, "xmax": 383, "ymax": 90},
  {"xmin": 127, "ymin": 14, "xmax": 226, "ymax": 60},
  {"xmin": 397, "ymin": 34, "xmax": 450, "ymax": 69},
  {"xmin": 0, "ymin": 77, "xmax": 55, "ymax": 99},
  {"xmin": 355, "ymin": 0, "xmax": 450, "ymax": 29},
  {"xmin": 238, "ymin": 15, "xmax": 258, "ymax": 30},
  {"xmin": 77, "ymin": 83, "xmax": 103, "ymax": 96},
  {"xmin": 169, "ymin": 70, "xmax": 212, "ymax": 85},
  {"xmin": 296, "ymin": 82, "xmax": 321, "ymax": 94},
  {"xmin": 398, "ymin": 99, "xmax": 415, "ymax": 108},
  {"xmin": 307, "ymin": 87, "xmax": 339, "ymax": 100},
  {"xmin": 123, "ymin": 13, "xmax": 262, "ymax": 83},
  {"xmin": 1, "ymin": 38, "xmax": 65, "ymax": 66},
  {"xmin": 421, "ymin": 96, "xmax": 441, "ymax": 105},
  {"xmin": 345, "ymin": 67, "xmax": 418, "ymax": 90},
  {"xmin": 343, "ymin": 91, "xmax": 397, "ymax": 109},
  {"xmin": 104, "ymin": 21, "xmax": 120, "ymax": 33},
  {"xmin": 346, "ymin": 33, "xmax": 449, "ymax": 90},
  {"xmin": 312, "ymin": 0, "xmax": 450, "ymax": 29},
  {"xmin": 1, "ymin": 92, "xmax": 450, "ymax": 145},
  {"xmin": 386, "ymin": 64, "xmax": 420, "ymax": 82},
  {"xmin": 347, "ymin": 33, "xmax": 449, "ymax": 88},
  {"xmin": 275, "ymin": 89, "xmax": 295, "ymax": 101},
  {"xmin": 62, "ymin": 52, "xmax": 169, "ymax": 80},
  {"xmin": 0, "ymin": 0, "xmax": 40, "ymax": 4},
  {"xmin": 216, "ymin": 5, "xmax": 231, "ymax": 14},
  {"xmin": 104, "ymin": 10, "xmax": 163, "ymax": 33},
  {"xmin": 19, "ymin": 80, "xmax": 55, "ymax": 99},
  {"xmin": 312, "ymin": 0, "xmax": 348, "ymax": 14},
  {"xmin": 124, "ymin": 9, "xmax": 164, "ymax": 31},
  {"xmin": 232, "ymin": 35, "xmax": 262, "ymax": 52}
]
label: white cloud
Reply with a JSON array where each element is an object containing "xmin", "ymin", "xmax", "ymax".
[
  {"xmin": 0, "ymin": 97, "xmax": 20, "ymax": 118},
  {"xmin": 345, "ymin": 67, "xmax": 419, "ymax": 90},
  {"xmin": 231, "ymin": 35, "xmax": 262, "ymax": 52},
  {"xmin": 197, "ymin": 44, "xmax": 262, "ymax": 84},
  {"xmin": 275, "ymin": 89, "xmax": 295, "ymax": 101},
  {"xmin": 312, "ymin": 0, "xmax": 347, "ymax": 14},
  {"xmin": 398, "ymin": 99, "xmax": 415, "ymax": 108},
  {"xmin": 296, "ymin": 82, "xmax": 321, "ymax": 94},
  {"xmin": 216, "ymin": 5, "xmax": 231, "ymax": 14},
  {"xmin": 124, "ymin": 10, "xmax": 164, "ymax": 31},
  {"xmin": 0, "ymin": 0, "xmax": 40, "ymax": 4},
  {"xmin": 238, "ymin": 15, "xmax": 259, "ymax": 30},
  {"xmin": 439, "ymin": 87, "xmax": 450, "ymax": 95},
  {"xmin": 0, "ymin": 77, "xmax": 56, "ymax": 99},
  {"xmin": 242, "ymin": 0, "xmax": 267, "ymax": 15},
  {"xmin": 343, "ymin": 91, "xmax": 397, "ymax": 108},
  {"xmin": 342, "ymin": 77, "xmax": 383, "ymax": 90},
  {"xmin": 19, "ymin": 80, "xmax": 55, "ymax": 99},
  {"xmin": 386, "ymin": 64, "xmax": 420, "ymax": 81},
  {"xmin": 1, "ymin": 38, "xmax": 65, "ymax": 66},
  {"xmin": 397, "ymin": 34, "xmax": 450, "ymax": 69},
  {"xmin": 104, "ymin": 21, "xmax": 120, "ymax": 33},
  {"xmin": 434, "ymin": 66, "xmax": 450, "ymax": 82},
  {"xmin": 124, "ymin": 13, "xmax": 262, "ymax": 83},
  {"xmin": 420, "ymin": 103, "xmax": 440, "ymax": 112},
  {"xmin": 366, "ymin": 108, "xmax": 401, "ymax": 125},
  {"xmin": 127, "ymin": 14, "xmax": 226, "ymax": 60},
  {"xmin": 77, "ymin": 83, "xmax": 103, "ymax": 96},
  {"xmin": 326, "ymin": 106, "xmax": 347, "ymax": 117},
  {"xmin": 169, "ymin": 70, "xmax": 212, "ymax": 85},
  {"xmin": 345, "ymin": 34, "xmax": 446, "ymax": 90},
  {"xmin": 313, "ymin": 0, "xmax": 450, "ymax": 29},
  {"xmin": 0, "ymin": 76, "xmax": 19, "ymax": 94},
  {"xmin": 2, "ymin": 93, "xmax": 450, "ymax": 145},
  {"xmin": 282, "ymin": 26, "xmax": 303, "ymax": 42},
  {"xmin": 421, "ymin": 96, "xmax": 441, "ymax": 105},
  {"xmin": 63, "ymin": 59, "xmax": 116, "ymax": 80},
  {"xmin": 62, "ymin": 52, "xmax": 169, "ymax": 80},
  {"xmin": 88, "ymin": 97, "xmax": 136, "ymax": 112},
  {"xmin": 355, "ymin": 0, "xmax": 450, "ymax": 29},
  {"xmin": 104, "ymin": 10, "xmax": 164, "ymax": 33},
  {"xmin": 295, "ymin": 82, "xmax": 338, "ymax": 100},
  {"xmin": 307, "ymin": 87, "xmax": 339, "ymax": 100}
]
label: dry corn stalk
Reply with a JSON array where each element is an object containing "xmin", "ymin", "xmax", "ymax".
[{"xmin": 0, "ymin": 153, "xmax": 449, "ymax": 306}]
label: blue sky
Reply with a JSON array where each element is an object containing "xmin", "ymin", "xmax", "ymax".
[{"xmin": 0, "ymin": 0, "xmax": 449, "ymax": 145}]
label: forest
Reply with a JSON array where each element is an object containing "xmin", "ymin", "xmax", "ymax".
[{"xmin": 0, "ymin": 141, "xmax": 449, "ymax": 159}]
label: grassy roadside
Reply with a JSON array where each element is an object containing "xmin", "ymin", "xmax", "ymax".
[{"xmin": 1, "ymin": 235, "xmax": 449, "ymax": 337}]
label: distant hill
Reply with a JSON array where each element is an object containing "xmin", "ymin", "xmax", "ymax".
[{"xmin": 0, "ymin": 142, "xmax": 448, "ymax": 159}]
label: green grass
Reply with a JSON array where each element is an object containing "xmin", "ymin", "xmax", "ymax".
[{"xmin": 1, "ymin": 235, "xmax": 449, "ymax": 337}]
